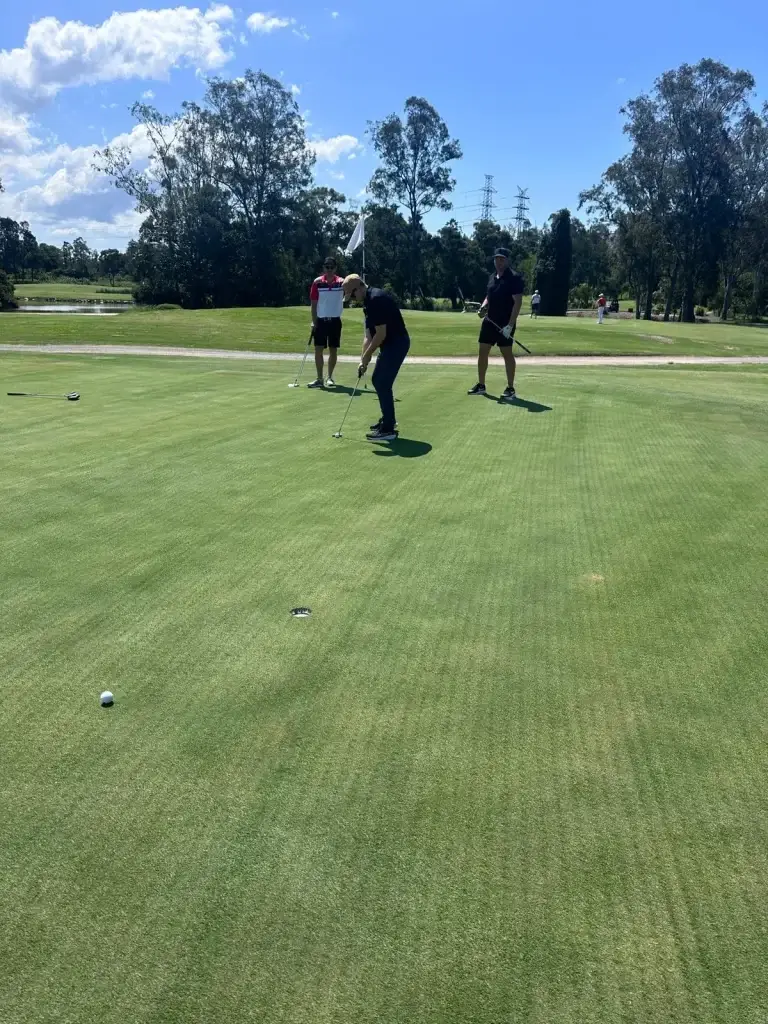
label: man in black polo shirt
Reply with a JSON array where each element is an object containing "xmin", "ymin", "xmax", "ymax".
[
  {"xmin": 342, "ymin": 274, "xmax": 410, "ymax": 441},
  {"xmin": 468, "ymin": 247, "xmax": 524, "ymax": 401}
]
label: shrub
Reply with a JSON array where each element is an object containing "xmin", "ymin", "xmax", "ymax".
[
  {"xmin": 695, "ymin": 306, "xmax": 706, "ymax": 317},
  {"xmin": 568, "ymin": 282, "xmax": 593, "ymax": 309},
  {"xmin": 0, "ymin": 269, "xmax": 16, "ymax": 308},
  {"xmin": 627, "ymin": 307, "xmax": 634, "ymax": 314}
]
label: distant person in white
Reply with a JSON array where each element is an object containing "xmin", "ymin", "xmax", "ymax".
[
  {"xmin": 530, "ymin": 290, "xmax": 541, "ymax": 318},
  {"xmin": 597, "ymin": 293, "xmax": 607, "ymax": 324}
]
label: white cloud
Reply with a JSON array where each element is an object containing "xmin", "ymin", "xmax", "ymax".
[
  {"xmin": 347, "ymin": 152, "xmax": 356, "ymax": 160},
  {"xmin": 617, "ymin": 77, "xmax": 626, "ymax": 85},
  {"xmin": 0, "ymin": 107, "xmax": 40, "ymax": 154},
  {"xmin": 142, "ymin": 89, "xmax": 155, "ymax": 99},
  {"xmin": 205, "ymin": 3, "xmax": 235, "ymax": 20},
  {"xmin": 309, "ymin": 134, "xmax": 361, "ymax": 163},
  {"xmin": 292, "ymin": 26, "xmax": 311, "ymax": 41},
  {"xmin": 290, "ymin": 83, "xmax": 301, "ymax": 96},
  {"xmin": 0, "ymin": 119, "xmax": 154, "ymax": 247},
  {"xmin": 331, "ymin": 11, "xmax": 340, "ymax": 18},
  {"xmin": 328, "ymin": 170, "xmax": 344, "ymax": 181},
  {"xmin": 0, "ymin": 6, "xmax": 235, "ymax": 111},
  {"xmin": 246, "ymin": 13, "xmax": 295, "ymax": 33}
]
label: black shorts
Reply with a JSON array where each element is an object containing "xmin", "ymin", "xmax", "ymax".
[
  {"xmin": 314, "ymin": 318, "xmax": 342, "ymax": 348},
  {"xmin": 478, "ymin": 318, "xmax": 513, "ymax": 348}
]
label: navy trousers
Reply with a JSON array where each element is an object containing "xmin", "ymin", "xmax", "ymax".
[{"xmin": 372, "ymin": 335, "xmax": 410, "ymax": 430}]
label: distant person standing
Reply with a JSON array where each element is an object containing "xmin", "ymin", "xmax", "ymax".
[
  {"xmin": 308, "ymin": 257, "xmax": 345, "ymax": 388},
  {"xmin": 467, "ymin": 248, "xmax": 524, "ymax": 401},
  {"xmin": 597, "ymin": 293, "xmax": 607, "ymax": 324},
  {"xmin": 530, "ymin": 289, "xmax": 541, "ymax": 318},
  {"xmin": 342, "ymin": 275, "xmax": 410, "ymax": 441}
]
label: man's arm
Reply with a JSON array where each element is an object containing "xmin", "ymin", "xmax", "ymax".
[
  {"xmin": 361, "ymin": 324, "xmax": 386, "ymax": 366},
  {"xmin": 309, "ymin": 280, "xmax": 319, "ymax": 326},
  {"xmin": 509, "ymin": 294, "xmax": 523, "ymax": 327}
]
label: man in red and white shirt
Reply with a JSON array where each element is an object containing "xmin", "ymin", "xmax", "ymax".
[
  {"xmin": 597, "ymin": 293, "xmax": 607, "ymax": 324},
  {"xmin": 308, "ymin": 257, "xmax": 345, "ymax": 388}
]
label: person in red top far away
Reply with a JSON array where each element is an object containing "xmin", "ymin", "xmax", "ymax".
[
  {"xmin": 308, "ymin": 256, "xmax": 345, "ymax": 388},
  {"xmin": 597, "ymin": 293, "xmax": 607, "ymax": 324}
]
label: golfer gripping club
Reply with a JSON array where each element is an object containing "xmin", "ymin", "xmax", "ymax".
[
  {"xmin": 467, "ymin": 247, "xmax": 525, "ymax": 401},
  {"xmin": 340, "ymin": 275, "xmax": 411, "ymax": 441},
  {"xmin": 483, "ymin": 316, "xmax": 532, "ymax": 354},
  {"xmin": 8, "ymin": 391, "xmax": 80, "ymax": 401},
  {"xmin": 288, "ymin": 328, "xmax": 314, "ymax": 388}
]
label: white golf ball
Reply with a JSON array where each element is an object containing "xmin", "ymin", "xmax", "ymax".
[{"xmin": 100, "ymin": 691, "xmax": 114, "ymax": 707}]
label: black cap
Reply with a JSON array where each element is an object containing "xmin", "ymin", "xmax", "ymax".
[{"xmin": 493, "ymin": 247, "xmax": 510, "ymax": 259}]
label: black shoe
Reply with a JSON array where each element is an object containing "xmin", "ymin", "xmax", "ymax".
[
  {"xmin": 370, "ymin": 418, "xmax": 398, "ymax": 430},
  {"xmin": 502, "ymin": 386, "xmax": 517, "ymax": 402},
  {"xmin": 366, "ymin": 426, "xmax": 398, "ymax": 441},
  {"xmin": 467, "ymin": 383, "xmax": 486, "ymax": 396},
  {"xmin": 307, "ymin": 378, "xmax": 324, "ymax": 389}
]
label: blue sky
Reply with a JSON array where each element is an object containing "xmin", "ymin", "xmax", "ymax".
[{"xmin": 1, "ymin": 0, "xmax": 767, "ymax": 250}]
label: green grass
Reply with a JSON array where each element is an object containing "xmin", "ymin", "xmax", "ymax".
[
  {"xmin": 3, "ymin": 304, "xmax": 768, "ymax": 357},
  {"xmin": 14, "ymin": 280, "xmax": 135, "ymax": 302},
  {"xmin": 2, "ymin": 352, "xmax": 768, "ymax": 1023}
]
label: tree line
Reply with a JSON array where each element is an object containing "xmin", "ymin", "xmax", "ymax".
[
  {"xmin": 0, "ymin": 222, "xmax": 127, "ymax": 286},
  {"xmin": 3, "ymin": 58, "xmax": 767, "ymax": 321}
]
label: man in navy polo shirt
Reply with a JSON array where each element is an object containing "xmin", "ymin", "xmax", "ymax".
[
  {"xmin": 468, "ymin": 247, "xmax": 524, "ymax": 401},
  {"xmin": 342, "ymin": 274, "xmax": 410, "ymax": 441}
]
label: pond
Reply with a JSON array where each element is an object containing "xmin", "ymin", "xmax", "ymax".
[{"xmin": 6, "ymin": 304, "xmax": 135, "ymax": 315}]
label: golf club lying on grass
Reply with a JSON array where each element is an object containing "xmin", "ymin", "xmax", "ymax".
[
  {"xmin": 332, "ymin": 366, "xmax": 366, "ymax": 438},
  {"xmin": 288, "ymin": 328, "xmax": 314, "ymax": 387},
  {"xmin": 484, "ymin": 316, "xmax": 532, "ymax": 354},
  {"xmin": 8, "ymin": 391, "xmax": 80, "ymax": 401}
]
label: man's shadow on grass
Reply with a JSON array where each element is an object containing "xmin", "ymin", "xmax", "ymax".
[
  {"xmin": 371, "ymin": 437, "xmax": 432, "ymax": 459},
  {"xmin": 483, "ymin": 393, "xmax": 553, "ymax": 413}
]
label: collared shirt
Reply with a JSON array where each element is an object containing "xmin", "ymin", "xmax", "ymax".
[
  {"xmin": 363, "ymin": 287, "xmax": 409, "ymax": 345},
  {"xmin": 487, "ymin": 267, "xmax": 525, "ymax": 323},
  {"xmin": 310, "ymin": 274, "xmax": 344, "ymax": 318}
]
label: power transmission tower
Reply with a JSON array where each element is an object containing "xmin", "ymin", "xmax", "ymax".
[
  {"xmin": 480, "ymin": 174, "xmax": 497, "ymax": 221},
  {"xmin": 513, "ymin": 187, "xmax": 530, "ymax": 236}
]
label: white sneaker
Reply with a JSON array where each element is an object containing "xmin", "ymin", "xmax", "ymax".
[{"xmin": 326, "ymin": 377, "xmax": 336, "ymax": 388}]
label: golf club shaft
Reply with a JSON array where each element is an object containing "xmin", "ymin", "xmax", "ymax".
[
  {"xmin": 291, "ymin": 328, "xmax": 314, "ymax": 386},
  {"xmin": 485, "ymin": 317, "xmax": 532, "ymax": 355},
  {"xmin": 334, "ymin": 372, "xmax": 365, "ymax": 436},
  {"xmin": 8, "ymin": 392, "xmax": 74, "ymax": 399}
]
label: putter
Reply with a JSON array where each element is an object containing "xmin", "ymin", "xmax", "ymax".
[
  {"xmin": 485, "ymin": 316, "xmax": 532, "ymax": 354},
  {"xmin": 8, "ymin": 391, "xmax": 80, "ymax": 401},
  {"xmin": 288, "ymin": 328, "xmax": 315, "ymax": 387},
  {"xmin": 332, "ymin": 368, "xmax": 366, "ymax": 438}
]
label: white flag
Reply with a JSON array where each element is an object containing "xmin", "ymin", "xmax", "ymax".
[{"xmin": 344, "ymin": 215, "xmax": 365, "ymax": 255}]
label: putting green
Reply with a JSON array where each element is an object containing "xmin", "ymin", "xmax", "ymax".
[{"xmin": 2, "ymin": 353, "xmax": 768, "ymax": 1023}]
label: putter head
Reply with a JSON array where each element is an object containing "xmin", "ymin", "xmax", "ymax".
[
  {"xmin": 288, "ymin": 383, "xmax": 299, "ymax": 388},
  {"xmin": 67, "ymin": 392, "xmax": 80, "ymax": 401},
  {"xmin": 332, "ymin": 432, "xmax": 343, "ymax": 438}
]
